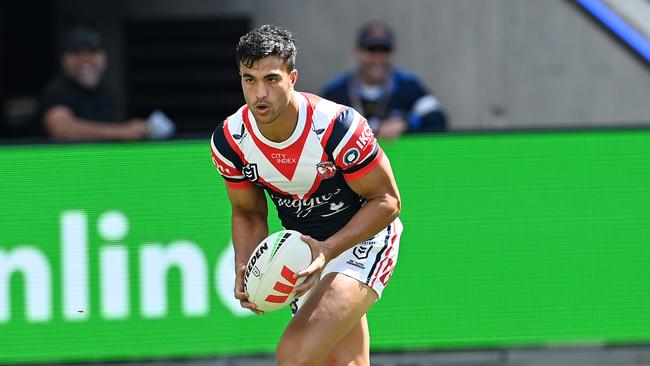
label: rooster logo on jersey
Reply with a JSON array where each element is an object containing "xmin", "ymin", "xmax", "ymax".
[{"xmin": 316, "ymin": 161, "xmax": 337, "ymax": 180}]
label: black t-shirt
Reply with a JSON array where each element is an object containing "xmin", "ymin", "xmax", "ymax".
[{"xmin": 38, "ymin": 75, "xmax": 116, "ymax": 135}]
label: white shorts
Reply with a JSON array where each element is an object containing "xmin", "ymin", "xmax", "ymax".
[{"xmin": 291, "ymin": 217, "xmax": 403, "ymax": 315}]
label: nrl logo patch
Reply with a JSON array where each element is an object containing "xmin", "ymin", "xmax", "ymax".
[
  {"xmin": 242, "ymin": 163, "xmax": 259, "ymax": 181},
  {"xmin": 316, "ymin": 161, "xmax": 337, "ymax": 179},
  {"xmin": 353, "ymin": 245, "xmax": 370, "ymax": 260}
]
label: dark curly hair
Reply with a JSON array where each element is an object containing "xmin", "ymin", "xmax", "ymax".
[{"xmin": 236, "ymin": 24, "xmax": 297, "ymax": 71}]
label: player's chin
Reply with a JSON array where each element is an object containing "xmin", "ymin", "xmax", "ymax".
[{"xmin": 253, "ymin": 114, "xmax": 274, "ymax": 125}]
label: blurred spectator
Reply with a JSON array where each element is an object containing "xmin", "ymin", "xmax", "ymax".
[
  {"xmin": 38, "ymin": 25, "xmax": 174, "ymax": 141},
  {"xmin": 322, "ymin": 21, "xmax": 448, "ymax": 140}
]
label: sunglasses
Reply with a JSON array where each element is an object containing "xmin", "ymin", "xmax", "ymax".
[{"xmin": 363, "ymin": 45, "xmax": 392, "ymax": 53}]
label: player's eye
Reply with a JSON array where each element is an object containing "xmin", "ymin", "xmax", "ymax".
[
  {"xmin": 267, "ymin": 76, "xmax": 279, "ymax": 83},
  {"xmin": 243, "ymin": 78, "xmax": 255, "ymax": 84}
]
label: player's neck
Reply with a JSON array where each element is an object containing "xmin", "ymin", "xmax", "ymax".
[{"xmin": 257, "ymin": 92, "xmax": 300, "ymax": 143}]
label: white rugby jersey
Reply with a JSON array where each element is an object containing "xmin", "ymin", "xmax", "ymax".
[{"xmin": 210, "ymin": 91, "xmax": 384, "ymax": 240}]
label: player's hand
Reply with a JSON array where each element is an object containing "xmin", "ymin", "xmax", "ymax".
[
  {"xmin": 293, "ymin": 235, "xmax": 331, "ymax": 298},
  {"xmin": 234, "ymin": 263, "xmax": 264, "ymax": 315},
  {"xmin": 378, "ymin": 117, "xmax": 407, "ymax": 141}
]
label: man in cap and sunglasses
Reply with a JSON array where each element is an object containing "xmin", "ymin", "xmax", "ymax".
[{"xmin": 322, "ymin": 21, "xmax": 448, "ymax": 140}]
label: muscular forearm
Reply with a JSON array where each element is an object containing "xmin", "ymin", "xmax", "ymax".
[
  {"xmin": 231, "ymin": 212, "xmax": 269, "ymax": 266},
  {"xmin": 44, "ymin": 107, "xmax": 147, "ymax": 141},
  {"xmin": 49, "ymin": 117, "xmax": 145, "ymax": 141},
  {"xmin": 321, "ymin": 193, "xmax": 400, "ymax": 261}
]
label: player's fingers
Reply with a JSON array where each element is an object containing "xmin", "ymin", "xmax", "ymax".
[
  {"xmin": 236, "ymin": 263, "xmax": 246, "ymax": 277},
  {"xmin": 237, "ymin": 296, "xmax": 255, "ymax": 308},
  {"xmin": 234, "ymin": 285, "xmax": 259, "ymax": 311},
  {"xmin": 295, "ymin": 260, "xmax": 320, "ymax": 278},
  {"xmin": 239, "ymin": 299, "xmax": 254, "ymax": 308},
  {"xmin": 296, "ymin": 237, "xmax": 323, "ymax": 279},
  {"xmin": 239, "ymin": 299, "xmax": 264, "ymax": 315},
  {"xmin": 234, "ymin": 264, "xmax": 248, "ymax": 293},
  {"xmin": 292, "ymin": 272, "xmax": 318, "ymax": 297},
  {"xmin": 300, "ymin": 234, "xmax": 319, "ymax": 250},
  {"xmin": 234, "ymin": 288, "xmax": 248, "ymax": 300}
]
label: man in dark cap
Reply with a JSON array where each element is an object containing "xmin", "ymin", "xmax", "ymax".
[
  {"xmin": 322, "ymin": 21, "xmax": 448, "ymax": 140},
  {"xmin": 38, "ymin": 25, "xmax": 155, "ymax": 141}
]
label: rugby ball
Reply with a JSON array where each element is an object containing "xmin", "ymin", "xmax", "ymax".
[{"xmin": 243, "ymin": 230, "xmax": 312, "ymax": 312}]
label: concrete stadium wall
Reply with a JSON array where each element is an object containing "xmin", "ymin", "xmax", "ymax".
[
  {"xmin": 57, "ymin": 0, "xmax": 650, "ymax": 130},
  {"xmin": 244, "ymin": 0, "xmax": 650, "ymax": 130}
]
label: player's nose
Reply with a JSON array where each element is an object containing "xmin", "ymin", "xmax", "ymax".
[{"xmin": 255, "ymin": 83, "xmax": 268, "ymax": 99}]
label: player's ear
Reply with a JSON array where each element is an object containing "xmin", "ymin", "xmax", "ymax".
[{"xmin": 289, "ymin": 69, "xmax": 298, "ymax": 88}]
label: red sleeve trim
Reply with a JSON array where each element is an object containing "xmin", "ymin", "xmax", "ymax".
[
  {"xmin": 343, "ymin": 148, "xmax": 384, "ymax": 182},
  {"xmin": 225, "ymin": 180, "xmax": 254, "ymax": 190},
  {"xmin": 211, "ymin": 150, "xmax": 244, "ymax": 177}
]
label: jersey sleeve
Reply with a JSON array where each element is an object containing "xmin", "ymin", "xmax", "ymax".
[
  {"xmin": 325, "ymin": 107, "xmax": 384, "ymax": 181},
  {"xmin": 210, "ymin": 122, "xmax": 253, "ymax": 190}
]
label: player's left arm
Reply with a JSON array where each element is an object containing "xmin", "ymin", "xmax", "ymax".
[
  {"xmin": 325, "ymin": 155, "xmax": 401, "ymax": 257},
  {"xmin": 294, "ymin": 154, "xmax": 401, "ymax": 296}
]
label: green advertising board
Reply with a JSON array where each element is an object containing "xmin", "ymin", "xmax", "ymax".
[{"xmin": 1, "ymin": 131, "xmax": 650, "ymax": 363}]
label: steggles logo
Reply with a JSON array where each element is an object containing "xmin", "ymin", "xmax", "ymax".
[{"xmin": 270, "ymin": 188, "xmax": 342, "ymax": 218}]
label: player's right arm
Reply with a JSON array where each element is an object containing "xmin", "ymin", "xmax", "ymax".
[
  {"xmin": 226, "ymin": 184, "xmax": 269, "ymax": 314},
  {"xmin": 211, "ymin": 125, "xmax": 269, "ymax": 314}
]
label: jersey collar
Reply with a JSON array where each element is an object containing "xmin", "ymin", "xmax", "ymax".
[{"xmin": 246, "ymin": 91, "xmax": 307, "ymax": 149}]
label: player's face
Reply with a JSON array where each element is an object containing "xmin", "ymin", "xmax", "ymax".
[
  {"xmin": 239, "ymin": 56, "xmax": 298, "ymax": 125},
  {"xmin": 62, "ymin": 49, "xmax": 107, "ymax": 89},
  {"xmin": 356, "ymin": 46, "xmax": 392, "ymax": 85}
]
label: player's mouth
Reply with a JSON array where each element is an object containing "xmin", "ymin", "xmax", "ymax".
[{"xmin": 255, "ymin": 104, "xmax": 270, "ymax": 114}]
